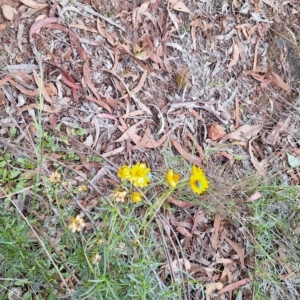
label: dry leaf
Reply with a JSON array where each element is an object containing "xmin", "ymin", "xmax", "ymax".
[
  {"xmin": 246, "ymin": 191, "xmax": 262, "ymax": 202},
  {"xmin": 208, "ymin": 124, "xmax": 226, "ymax": 140},
  {"xmin": 222, "ymin": 124, "xmax": 263, "ymax": 142},
  {"xmin": 270, "ymin": 72, "xmax": 291, "ymax": 93},
  {"xmin": 224, "ymin": 236, "xmax": 244, "ymax": 267},
  {"xmin": 266, "ymin": 115, "xmax": 291, "ymax": 145},
  {"xmin": 167, "ymin": 196, "xmax": 195, "ymax": 208},
  {"xmin": 212, "ymin": 213, "xmax": 221, "ymax": 251},
  {"xmin": 2, "ymin": 5, "xmax": 17, "ymax": 21},
  {"xmin": 169, "ymin": 0, "xmax": 191, "ymax": 13},
  {"xmin": 20, "ymin": 0, "xmax": 48, "ymax": 9},
  {"xmin": 228, "ymin": 43, "xmax": 239, "ymax": 68},
  {"xmin": 176, "ymin": 226, "xmax": 193, "ymax": 237},
  {"xmin": 171, "ymin": 139, "xmax": 203, "ymax": 167},
  {"xmin": 218, "ymin": 278, "xmax": 250, "ymax": 295},
  {"xmin": 0, "ymin": 23, "xmax": 7, "ymax": 31},
  {"xmin": 114, "ymin": 120, "xmax": 145, "ymax": 142},
  {"xmin": 249, "ymin": 137, "xmax": 266, "ymax": 177},
  {"xmin": 206, "ymin": 282, "xmax": 224, "ymax": 299}
]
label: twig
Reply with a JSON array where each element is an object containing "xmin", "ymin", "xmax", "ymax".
[{"xmin": 77, "ymin": 3, "xmax": 125, "ymax": 31}]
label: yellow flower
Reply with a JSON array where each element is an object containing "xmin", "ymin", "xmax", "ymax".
[
  {"xmin": 165, "ymin": 169, "xmax": 180, "ymax": 188},
  {"xmin": 113, "ymin": 190, "xmax": 127, "ymax": 202},
  {"xmin": 189, "ymin": 165, "xmax": 209, "ymax": 195},
  {"xmin": 117, "ymin": 165, "xmax": 131, "ymax": 180},
  {"xmin": 129, "ymin": 163, "xmax": 150, "ymax": 188},
  {"xmin": 67, "ymin": 215, "xmax": 85, "ymax": 233},
  {"xmin": 49, "ymin": 171, "xmax": 61, "ymax": 184},
  {"xmin": 78, "ymin": 185, "xmax": 87, "ymax": 192},
  {"xmin": 131, "ymin": 192, "xmax": 142, "ymax": 203}
]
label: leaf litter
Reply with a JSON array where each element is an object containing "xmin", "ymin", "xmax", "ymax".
[{"xmin": 0, "ymin": 0, "xmax": 300, "ymax": 298}]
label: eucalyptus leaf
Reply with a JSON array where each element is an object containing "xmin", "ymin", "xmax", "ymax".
[{"xmin": 287, "ymin": 152, "xmax": 300, "ymax": 168}]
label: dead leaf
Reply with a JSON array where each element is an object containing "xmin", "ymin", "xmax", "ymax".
[
  {"xmin": 176, "ymin": 225, "xmax": 193, "ymax": 237},
  {"xmin": 85, "ymin": 95, "xmax": 112, "ymax": 114},
  {"xmin": 228, "ymin": 43, "xmax": 239, "ymax": 68},
  {"xmin": 169, "ymin": 0, "xmax": 191, "ymax": 13},
  {"xmin": 20, "ymin": 0, "xmax": 48, "ymax": 9},
  {"xmin": 215, "ymin": 151, "xmax": 234, "ymax": 165},
  {"xmin": 222, "ymin": 124, "xmax": 263, "ymax": 142},
  {"xmin": 0, "ymin": 23, "xmax": 7, "ymax": 31},
  {"xmin": 167, "ymin": 196, "xmax": 195, "ymax": 208},
  {"xmin": 69, "ymin": 23, "xmax": 98, "ymax": 33},
  {"xmin": 9, "ymin": 80, "xmax": 39, "ymax": 96},
  {"xmin": 218, "ymin": 278, "xmax": 250, "ymax": 295},
  {"xmin": 114, "ymin": 120, "xmax": 145, "ymax": 142},
  {"xmin": 224, "ymin": 236, "xmax": 245, "ymax": 267},
  {"xmin": 20, "ymin": 103, "xmax": 61, "ymax": 114},
  {"xmin": 208, "ymin": 124, "xmax": 226, "ymax": 140},
  {"xmin": 133, "ymin": 127, "xmax": 167, "ymax": 149},
  {"xmin": 266, "ymin": 115, "xmax": 291, "ymax": 145},
  {"xmin": 171, "ymin": 139, "xmax": 203, "ymax": 167},
  {"xmin": 249, "ymin": 137, "xmax": 266, "ymax": 177},
  {"xmin": 212, "ymin": 213, "xmax": 221, "ymax": 251},
  {"xmin": 132, "ymin": 70, "xmax": 147, "ymax": 94},
  {"xmin": 270, "ymin": 72, "xmax": 291, "ymax": 93},
  {"xmin": 206, "ymin": 282, "xmax": 224, "ymax": 299},
  {"xmin": 246, "ymin": 191, "xmax": 262, "ymax": 202},
  {"xmin": 1, "ymin": 5, "xmax": 17, "ymax": 21}
]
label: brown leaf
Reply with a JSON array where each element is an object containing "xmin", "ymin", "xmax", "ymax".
[
  {"xmin": 85, "ymin": 95, "xmax": 112, "ymax": 114},
  {"xmin": 114, "ymin": 120, "xmax": 145, "ymax": 142},
  {"xmin": 20, "ymin": 103, "xmax": 61, "ymax": 114},
  {"xmin": 224, "ymin": 236, "xmax": 245, "ymax": 267},
  {"xmin": 208, "ymin": 124, "xmax": 226, "ymax": 140},
  {"xmin": 212, "ymin": 213, "xmax": 221, "ymax": 252},
  {"xmin": 132, "ymin": 70, "xmax": 147, "ymax": 93},
  {"xmin": 171, "ymin": 139, "xmax": 203, "ymax": 167},
  {"xmin": 215, "ymin": 151, "xmax": 234, "ymax": 165},
  {"xmin": 0, "ymin": 23, "xmax": 7, "ymax": 31},
  {"xmin": 270, "ymin": 72, "xmax": 291, "ymax": 93},
  {"xmin": 266, "ymin": 115, "xmax": 291, "ymax": 145},
  {"xmin": 249, "ymin": 137, "xmax": 266, "ymax": 177},
  {"xmin": 176, "ymin": 225, "xmax": 193, "ymax": 237},
  {"xmin": 246, "ymin": 191, "xmax": 262, "ymax": 202},
  {"xmin": 133, "ymin": 127, "xmax": 167, "ymax": 149},
  {"xmin": 167, "ymin": 196, "xmax": 195, "ymax": 208},
  {"xmin": 218, "ymin": 278, "xmax": 250, "ymax": 295},
  {"xmin": 222, "ymin": 124, "xmax": 263, "ymax": 142},
  {"xmin": 83, "ymin": 61, "xmax": 101, "ymax": 101},
  {"xmin": 1, "ymin": 5, "xmax": 17, "ymax": 21},
  {"xmin": 169, "ymin": 0, "xmax": 191, "ymax": 13},
  {"xmin": 228, "ymin": 43, "xmax": 239, "ymax": 68},
  {"xmin": 29, "ymin": 17, "xmax": 59, "ymax": 38},
  {"xmin": 9, "ymin": 80, "xmax": 39, "ymax": 96},
  {"xmin": 20, "ymin": 0, "xmax": 48, "ymax": 9}
]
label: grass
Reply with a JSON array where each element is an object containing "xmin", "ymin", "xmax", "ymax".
[{"xmin": 1, "ymin": 129, "xmax": 300, "ymax": 300}]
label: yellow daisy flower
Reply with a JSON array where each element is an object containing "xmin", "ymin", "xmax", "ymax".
[
  {"xmin": 113, "ymin": 190, "xmax": 127, "ymax": 202},
  {"xmin": 78, "ymin": 185, "xmax": 87, "ymax": 192},
  {"xmin": 131, "ymin": 191, "xmax": 142, "ymax": 203},
  {"xmin": 67, "ymin": 215, "xmax": 85, "ymax": 233},
  {"xmin": 117, "ymin": 165, "xmax": 131, "ymax": 180},
  {"xmin": 49, "ymin": 171, "xmax": 61, "ymax": 184},
  {"xmin": 129, "ymin": 163, "xmax": 150, "ymax": 188},
  {"xmin": 165, "ymin": 169, "xmax": 180, "ymax": 188},
  {"xmin": 189, "ymin": 165, "xmax": 209, "ymax": 195}
]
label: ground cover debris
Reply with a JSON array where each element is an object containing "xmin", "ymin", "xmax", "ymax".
[{"xmin": 0, "ymin": 0, "xmax": 300, "ymax": 299}]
